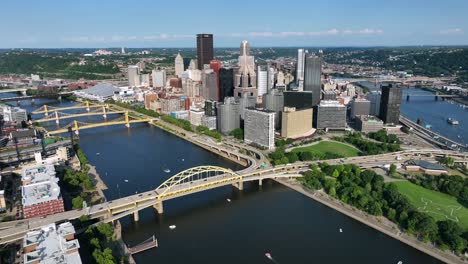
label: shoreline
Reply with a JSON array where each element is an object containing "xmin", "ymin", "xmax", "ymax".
[{"xmin": 274, "ymin": 178, "xmax": 466, "ymax": 264}]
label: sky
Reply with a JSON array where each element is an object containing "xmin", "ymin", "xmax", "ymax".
[{"xmin": 1, "ymin": 0, "xmax": 468, "ymax": 48}]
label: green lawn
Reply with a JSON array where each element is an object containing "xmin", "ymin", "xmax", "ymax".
[
  {"xmin": 291, "ymin": 141, "xmax": 360, "ymax": 157},
  {"xmin": 393, "ymin": 181, "xmax": 468, "ymax": 229}
]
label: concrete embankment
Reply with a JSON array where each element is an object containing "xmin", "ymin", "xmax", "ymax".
[{"xmin": 274, "ymin": 178, "xmax": 466, "ymax": 264}]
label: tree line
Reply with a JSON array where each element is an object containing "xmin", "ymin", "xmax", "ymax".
[
  {"xmin": 333, "ymin": 132, "xmax": 401, "ymax": 155},
  {"xmin": 301, "ymin": 163, "xmax": 468, "ymax": 254},
  {"xmin": 410, "ymin": 174, "xmax": 468, "ymax": 207}
]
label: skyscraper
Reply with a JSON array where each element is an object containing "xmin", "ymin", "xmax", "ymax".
[
  {"xmin": 257, "ymin": 65, "xmax": 268, "ymax": 97},
  {"xmin": 304, "ymin": 53, "xmax": 322, "ymax": 106},
  {"xmin": 197, "ymin": 34, "xmax": 214, "ymax": 70},
  {"xmin": 175, "ymin": 53, "xmax": 184, "ymax": 77},
  {"xmin": 379, "ymin": 84, "xmax": 402, "ymax": 125},
  {"xmin": 151, "ymin": 69, "xmax": 166, "ymax": 88},
  {"xmin": 201, "ymin": 70, "xmax": 218, "ymax": 101},
  {"xmin": 244, "ymin": 108, "xmax": 275, "ymax": 150},
  {"xmin": 128, "ymin": 65, "xmax": 140, "ymax": 87},
  {"xmin": 219, "ymin": 68, "xmax": 234, "ymax": 102},
  {"xmin": 234, "ymin": 41, "xmax": 257, "ymax": 98},
  {"xmin": 296, "ymin": 49, "xmax": 307, "ymax": 91},
  {"xmin": 210, "ymin": 60, "xmax": 222, "ymax": 101}
]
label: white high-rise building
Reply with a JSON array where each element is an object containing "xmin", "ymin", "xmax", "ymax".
[
  {"xmin": 121, "ymin": 47, "xmax": 126, "ymax": 54},
  {"xmin": 175, "ymin": 53, "xmax": 184, "ymax": 77},
  {"xmin": 257, "ymin": 65, "xmax": 268, "ymax": 97},
  {"xmin": 152, "ymin": 69, "xmax": 166, "ymax": 88},
  {"xmin": 296, "ymin": 49, "xmax": 307, "ymax": 91},
  {"xmin": 127, "ymin": 65, "xmax": 140, "ymax": 87},
  {"xmin": 244, "ymin": 109, "xmax": 275, "ymax": 150}
]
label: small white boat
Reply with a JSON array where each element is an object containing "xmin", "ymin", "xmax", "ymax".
[
  {"xmin": 226, "ymin": 198, "xmax": 231, "ymax": 202},
  {"xmin": 124, "ymin": 180, "xmax": 129, "ymax": 183},
  {"xmin": 163, "ymin": 169, "xmax": 171, "ymax": 173},
  {"xmin": 169, "ymin": 225, "xmax": 176, "ymax": 229},
  {"xmin": 397, "ymin": 261, "xmax": 403, "ymax": 264},
  {"xmin": 181, "ymin": 159, "xmax": 185, "ymax": 161},
  {"xmin": 96, "ymin": 153, "xmax": 100, "ymax": 156},
  {"xmin": 265, "ymin": 252, "xmax": 272, "ymax": 259},
  {"xmin": 339, "ymin": 228, "xmax": 343, "ymax": 233}
]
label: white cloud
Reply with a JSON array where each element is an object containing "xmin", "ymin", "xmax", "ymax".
[
  {"xmin": 438, "ymin": 28, "xmax": 464, "ymax": 35},
  {"xmin": 61, "ymin": 34, "xmax": 193, "ymax": 43}
]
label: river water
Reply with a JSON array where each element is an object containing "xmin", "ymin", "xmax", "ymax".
[
  {"xmin": 4, "ymin": 94, "xmax": 442, "ymax": 264},
  {"xmin": 401, "ymin": 88, "xmax": 468, "ymax": 146}
]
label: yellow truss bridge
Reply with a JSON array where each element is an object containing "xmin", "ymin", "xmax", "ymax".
[
  {"xmin": 34, "ymin": 106, "xmax": 126, "ymax": 124},
  {"xmin": 32, "ymin": 101, "xmax": 107, "ymax": 115},
  {"xmin": 45, "ymin": 112, "xmax": 152, "ymax": 136}
]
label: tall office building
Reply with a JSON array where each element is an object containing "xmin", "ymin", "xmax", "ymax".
[
  {"xmin": 189, "ymin": 59, "xmax": 198, "ymax": 70},
  {"xmin": 350, "ymin": 98, "xmax": 371, "ymax": 119},
  {"xmin": 219, "ymin": 68, "xmax": 234, "ymax": 102},
  {"xmin": 304, "ymin": 53, "xmax": 322, "ymax": 106},
  {"xmin": 151, "ymin": 69, "xmax": 166, "ymax": 88},
  {"xmin": 175, "ymin": 53, "xmax": 184, "ymax": 77},
  {"xmin": 296, "ymin": 49, "xmax": 307, "ymax": 91},
  {"xmin": 234, "ymin": 41, "xmax": 257, "ymax": 98},
  {"xmin": 315, "ymin": 100, "xmax": 346, "ymax": 130},
  {"xmin": 262, "ymin": 89, "xmax": 284, "ymax": 129},
  {"xmin": 367, "ymin": 91, "xmax": 382, "ymax": 116},
  {"xmin": 201, "ymin": 70, "xmax": 218, "ymax": 101},
  {"xmin": 210, "ymin": 60, "xmax": 222, "ymax": 101},
  {"xmin": 197, "ymin": 34, "xmax": 214, "ymax": 70},
  {"xmin": 128, "ymin": 65, "xmax": 140, "ymax": 87},
  {"xmin": 217, "ymin": 97, "xmax": 241, "ymax": 134},
  {"xmin": 257, "ymin": 65, "xmax": 268, "ymax": 97},
  {"xmin": 284, "ymin": 91, "xmax": 314, "ymax": 110},
  {"xmin": 379, "ymin": 84, "xmax": 402, "ymax": 125},
  {"xmin": 244, "ymin": 109, "xmax": 275, "ymax": 150}
]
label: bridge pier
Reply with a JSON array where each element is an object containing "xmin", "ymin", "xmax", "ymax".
[
  {"xmin": 133, "ymin": 211, "xmax": 139, "ymax": 222},
  {"xmin": 55, "ymin": 111, "xmax": 60, "ymax": 124},
  {"xmin": 232, "ymin": 181, "xmax": 243, "ymax": 191},
  {"xmin": 259, "ymin": 179, "xmax": 263, "ymax": 186},
  {"xmin": 153, "ymin": 202, "xmax": 164, "ymax": 214}
]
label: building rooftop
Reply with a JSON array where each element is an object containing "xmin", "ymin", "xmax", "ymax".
[
  {"xmin": 319, "ymin": 100, "xmax": 345, "ymax": 107},
  {"xmin": 22, "ymin": 181, "xmax": 61, "ymax": 207},
  {"xmin": 406, "ymin": 160, "xmax": 447, "ymax": 171},
  {"xmin": 356, "ymin": 115, "xmax": 383, "ymax": 123},
  {"xmin": 22, "ymin": 164, "xmax": 57, "ymax": 185},
  {"xmin": 23, "ymin": 223, "xmax": 81, "ymax": 264},
  {"xmin": 76, "ymin": 82, "xmax": 119, "ymax": 97},
  {"xmin": 11, "ymin": 129, "xmax": 37, "ymax": 139}
]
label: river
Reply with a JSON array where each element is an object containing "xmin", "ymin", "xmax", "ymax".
[
  {"xmin": 401, "ymin": 88, "xmax": 468, "ymax": 146},
  {"xmin": 3, "ymin": 94, "xmax": 442, "ymax": 263}
]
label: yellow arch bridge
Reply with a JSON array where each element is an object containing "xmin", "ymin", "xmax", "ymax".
[
  {"xmin": 34, "ymin": 106, "xmax": 127, "ymax": 124},
  {"xmin": 32, "ymin": 101, "xmax": 107, "ymax": 115}
]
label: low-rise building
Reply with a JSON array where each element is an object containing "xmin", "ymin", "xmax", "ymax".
[
  {"xmin": 202, "ymin": 116, "xmax": 217, "ymax": 130},
  {"xmin": 281, "ymin": 107, "xmax": 314, "ymax": 138},
  {"xmin": 355, "ymin": 115, "xmax": 384, "ymax": 133},
  {"xmin": 23, "ymin": 222, "xmax": 82, "ymax": 264},
  {"xmin": 21, "ymin": 164, "xmax": 57, "ymax": 185},
  {"xmin": 0, "ymin": 106, "xmax": 28, "ymax": 122},
  {"xmin": 21, "ymin": 180, "xmax": 64, "ymax": 219},
  {"xmin": 403, "ymin": 160, "xmax": 448, "ymax": 175},
  {"xmin": 189, "ymin": 108, "xmax": 204, "ymax": 126},
  {"xmin": 170, "ymin": 110, "xmax": 189, "ymax": 120},
  {"xmin": 74, "ymin": 82, "xmax": 119, "ymax": 102}
]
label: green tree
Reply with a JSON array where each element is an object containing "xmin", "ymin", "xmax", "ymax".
[
  {"xmin": 92, "ymin": 248, "xmax": 115, "ymax": 264},
  {"xmin": 229, "ymin": 128, "xmax": 244, "ymax": 140},
  {"xmin": 332, "ymin": 169, "xmax": 340, "ymax": 178},
  {"xmin": 299, "ymin": 151, "xmax": 313, "ymax": 161},
  {"xmin": 286, "ymin": 152, "xmax": 299, "ymax": 163},
  {"xmin": 72, "ymin": 196, "xmax": 84, "ymax": 209},
  {"xmin": 96, "ymin": 223, "xmax": 115, "ymax": 242}
]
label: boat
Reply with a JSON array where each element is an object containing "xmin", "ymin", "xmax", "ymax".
[
  {"xmin": 169, "ymin": 225, "xmax": 176, "ymax": 229},
  {"xmin": 124, "ymin": 179, "xmax": 129, "ymax": 183},
  {"xmin": 163, "ymin": 169, "xmax": 171, "ymax": 173},
  {"xmin": 339, "ymin": 228, "xmax": 343, "ymax": 233},
  {"xmin": 397, "ymin": 261, "xmax": 403, "ymax": 264},
  {"xmin": 226, "ymin": 198, "xmax": 231, "ymax": 202},
  {"xmin": 96, "ymin": 153, "xmax": 100, "ymax": 156},
  {"xmin": 265, "ymin": 252, "xmax": 272, "ymax": 259},
  {"xmin": 181, "ymin": 159, "xmax": 185, "ymax": 161},
  {"xmin": 447, "ymin": 118, "xmax": 459, "ymax": 125}
]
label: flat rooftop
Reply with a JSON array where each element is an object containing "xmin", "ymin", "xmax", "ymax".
[
  {"xmin": 22, "ymin": 181, "xmax": 61, "ymax": 207},
  {"xmin": 23, "ymin": 222, "xmax": 81, "ymax": 264},
  {"xmin": 356, "ymin": 115, "xmax": 383, "ymax": 123},
  {"xmin": 406, "ymin": 160, "xmax": 447, "ymax": 171},
  {"xmin": 22, "ymin": 164, "xmax": 57, "ymax": 184}
]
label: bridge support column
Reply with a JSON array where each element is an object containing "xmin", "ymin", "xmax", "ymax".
[
  {"xmin": 55, "ymin": 111, "xmax": 60, "ymax": 124},
  {"xmin": 232, "ymin": 181, "xmax": 243, "ymax": 191},
  {"xmin": 133, "ymin": 211, "xmax": 139, "ymax": 222},
  {"xmin": 153, "ymin": 202, "xmax": 164, "ymax": 214},
  {"xmin": 102, "ymin": 106, "xmax": 107, "ymax": 118},
  {"xmin": 31, "ymin": 98, "xmax": 35, "ymax": 105},
  {"xmin": 259, "ymin": 179, "xmax": 262, "ymax": 186},
  {"xmin": 21, "ymin": 90, "xmax": 26, "ymax": 96},
  {"xmin": 125, "ymin": 112, "xmax": 130, "ymax": 128}
]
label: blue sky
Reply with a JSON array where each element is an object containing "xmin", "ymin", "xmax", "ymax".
[{"xmin": 1, "ymin": 0, "xmax": 467, "ymax": 48}]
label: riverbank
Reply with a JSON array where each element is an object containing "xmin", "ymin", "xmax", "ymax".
[
  {"xmin": 275, "ymin": 178, "xmax": 466, "ymax": 264},
  {"xmin": 87, "ymin": 164, "xmax": 107, "ymax": 203}
]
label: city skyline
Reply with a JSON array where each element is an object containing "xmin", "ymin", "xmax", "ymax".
[{"xmin": 1, "ymin": 0, "xmax": 468, "ymax": 48}]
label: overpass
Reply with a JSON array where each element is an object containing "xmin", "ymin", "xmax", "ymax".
[
  {"xmin": 0, "ymin": 91, "xmax": 73, "ymax": 102},
  {"xmin": 0, "ymin": 148, "xmax": 466, "ymax": 244},
  {"xmin": 400, "ymin": 116, "xmax": 467, "ymax": 151}
]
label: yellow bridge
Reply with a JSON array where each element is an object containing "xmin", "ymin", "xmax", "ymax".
[{"xmin": 33, "ymin": 102, "xmax": 153, "ymax": 136}]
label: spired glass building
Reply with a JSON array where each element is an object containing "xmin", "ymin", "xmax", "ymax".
[
  {"xmin": 379, "ymin": 84, "xmax": 402, "ymax": 125},
  {"xmin": 197, "ymin": 34, "xmax": 214, "ymax": 70},
  {"xmin": 304, "ymin": 53, "xmax": 322, "ymax": 106}
]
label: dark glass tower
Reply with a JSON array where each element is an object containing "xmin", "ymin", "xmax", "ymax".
[
  {"xmin": 379, "ymin": 84, "xmax": 402, "ymax": 125},
  {"xmin": 304, "ymin": 54, "xmax": 322, "ymax": 106},
  {"xmin": 219, "ymin": 68, "xmax": 234, "ymax": 102},
  {"xmin": 197, "ymin": 34, "xmax": 214, "ymax": 70}
]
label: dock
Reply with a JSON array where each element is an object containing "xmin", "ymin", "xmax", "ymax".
[{"xmin": 128, "ymin": 235, "xmax": 158, "ymax": 255}]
